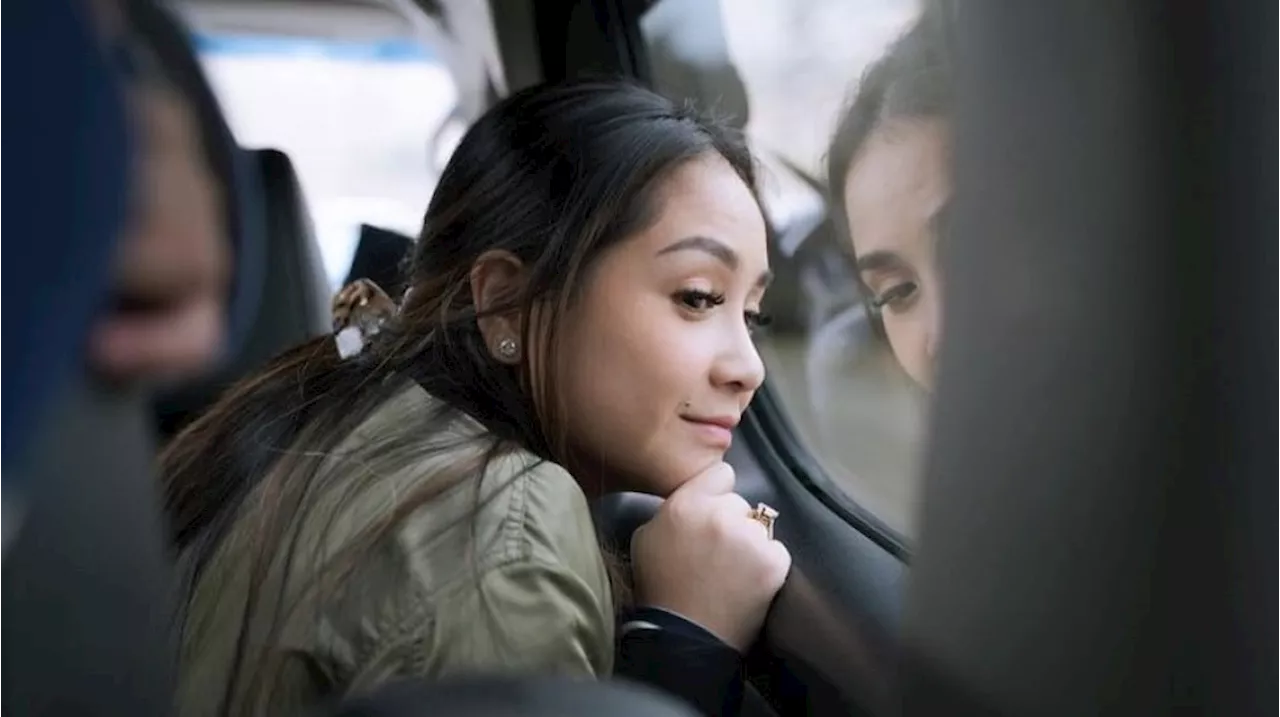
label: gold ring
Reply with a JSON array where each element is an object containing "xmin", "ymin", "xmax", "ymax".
[{"xmin": 748, "ymin": 502, "xmax": 779, "ymax": 540}]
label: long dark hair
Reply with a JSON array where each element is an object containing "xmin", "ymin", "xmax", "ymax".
[
  {"xmin": 161, "ymin": 78, "xmax": 756, "ymax": 714},
  {"xmin": 825, "ymin": 8, "xmax": 952, "ymax": 328}
]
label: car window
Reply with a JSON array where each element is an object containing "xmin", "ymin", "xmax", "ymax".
[
  {"xmin": 197, "ymin": 33, "xmax": 464, "ymax": 289},
  {"xmin": 643, "ymin": 0, "xmax": 932, "ymax": 537}
]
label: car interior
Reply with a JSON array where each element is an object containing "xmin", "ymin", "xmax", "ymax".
[
  {"xmin": 3, "ymin": 1, "xmax": 1271, "ymax": 716},
  {"xmin": 167, "ymin": 2, "xmax": 915, "ymax": 711}
]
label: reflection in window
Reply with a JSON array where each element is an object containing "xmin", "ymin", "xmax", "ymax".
[{"xmin": 644, "ymin": 0, "xmax": 930, "ymax": 536}]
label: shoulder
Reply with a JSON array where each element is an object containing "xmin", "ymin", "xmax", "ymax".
[
  {"xmin": 325, "ymin": 383, "xmax": 608, "ymax": 601},
  {"xmin": 482, "ymin": 451, "xmax": 602, "ymax": 570},
  {"xmin": 415, "ymin": 447, "xmax": 608, "ymax": 605},
  {"xmin": 402, "ymin": 453, "xmax": 618, "ymax": 676},
  {"xmin": 334, "ymin": 389, "xmax": 616, "ymax": 674}
]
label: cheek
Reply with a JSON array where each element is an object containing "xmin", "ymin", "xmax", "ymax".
[
  {"xmin": 557, "ymin": 288, "xmax": 694, "ymax": 401},
  {"xmin": 882, "ymin": 315, "xmax": 927, "ymax": 381},
  {"xmin": 553, "ymin": 300, "xmax": 670, "ymax": 436},
  {"xmin": 552, "ymin": 303, "xmax": 720, "ymax": 492}
]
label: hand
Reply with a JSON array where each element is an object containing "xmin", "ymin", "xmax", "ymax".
[
  {"xmin": 630, "ymin": 462, "xmax": 792, "ymax": 651},
  {"xmin": 87, "ymin": 80, "xmax": 231, "ymax": 383}
]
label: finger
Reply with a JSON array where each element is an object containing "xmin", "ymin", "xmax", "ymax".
[
  {"xmin": 711, "ymin": 502, "xmax": 768, "ymax": 542},
  {"xmin": 743, "ymin": 514, "xmax": 772, "ymax": 541},
  {"xmin": 629, "ymin": 522, "xmax": 649, "ymax": 561},
  {"xmin": 717, "ymin": 492, "xmax": 752, "ymax": 515},
  {"xmin": 672, "ymin": 461, "xmax": 735, "ymax": 498},
  {"xmin": 89, "ymin": 297, "xmax": 225, "ymax": 382},
  {"xmin": 767, "ymin": 540, "xmax": 793, "ymax": 582}
]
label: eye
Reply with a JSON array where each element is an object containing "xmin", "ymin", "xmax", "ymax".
[
  {"xmin": 871, "ymin": 281, "xmax": 919, "ymax": 312},
  {"xmin": 746, "ymin": 310, "xmax": 773, "ymax": 334},
  {"xmin": 675, "ymin": 288, "xmax": 726, "ymax": 312}
]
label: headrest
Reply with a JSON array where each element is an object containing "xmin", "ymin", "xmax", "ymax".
[
  {"xmin": 245, "ymin": 147, "xmax": 332, "ymax": 345},
  {"xmin": 346, "ymin": 224, "xmax": 415, "ymax": 300},
  {"xmin": 153, "ymin": 148, "xmax": 330, "ymax": 440}
]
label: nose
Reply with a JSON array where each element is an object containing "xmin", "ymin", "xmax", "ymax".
[{"xmin": 711, "ymin": 325, "xmax": 766, "ymax": 395}]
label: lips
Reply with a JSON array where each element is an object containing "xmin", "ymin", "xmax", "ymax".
[
  {"xmin": 681, "ymin": 415, "xmax": 738, "ymax": 449},
  {"xmin": 684, "ymin": 415, "xmax": 738, "ymax": 430}
]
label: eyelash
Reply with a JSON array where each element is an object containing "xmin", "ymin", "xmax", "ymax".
[
  {"xmin": 675, "ymin": 289, "xmax": 772, "ymax": 332},
  {"xmin": 870, "ymin": 281, "xmax": 919, "ymax": 312}
]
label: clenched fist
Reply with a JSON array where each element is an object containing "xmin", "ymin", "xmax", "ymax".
[{"xmin": 630, "ymin": 462, "xmax": 791, "ymax": 651}]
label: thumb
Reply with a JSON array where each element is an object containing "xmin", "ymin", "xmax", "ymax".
[
  {"xmin": 671, "ymin": 461, "xmax": 735, "ymax": 499},
  {"xmin": 629, "ymin": 521, "xmax": 649, "ymax": 561}
]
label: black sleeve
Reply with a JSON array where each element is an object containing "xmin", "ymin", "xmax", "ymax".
[{"xmin": 614, "ymin": 607, "xmax": 745, "ymax": 717}]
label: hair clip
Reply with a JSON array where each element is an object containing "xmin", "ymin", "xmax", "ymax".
[{"xmin": 332, "ymin": 279, "xmax": 398, "ymax": 359}]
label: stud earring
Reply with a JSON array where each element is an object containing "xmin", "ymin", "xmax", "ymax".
[{"xmin": 497, "ymin": 337, "xmax": 519, "ymax": 360}]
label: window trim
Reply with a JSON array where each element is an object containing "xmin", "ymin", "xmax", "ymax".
[{"xmin": 741, "ymin": 382, "xmax": 913, "ymax": 562}]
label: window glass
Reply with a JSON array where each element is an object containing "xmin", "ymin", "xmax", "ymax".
[
  {"xmin": 644, "ymin": 0, "xmax": 933, "ymax": 536},
  {"xmin": 197, "ymin": 33, "xmax": 463, "ymax": 289}
]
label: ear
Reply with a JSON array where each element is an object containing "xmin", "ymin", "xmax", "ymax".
[{"xmin": 470, "ymin": 250, "xmax": 528, "ymax": 363}]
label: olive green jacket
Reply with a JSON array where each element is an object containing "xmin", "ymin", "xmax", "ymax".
[{"xmin": 174, "ymin": 383, "xmax": 615, "ymax": 716}]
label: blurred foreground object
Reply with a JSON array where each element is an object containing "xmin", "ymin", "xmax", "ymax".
[{"xmin": 327, "ymin": 676, "xmax": 699, "ymax": 717}]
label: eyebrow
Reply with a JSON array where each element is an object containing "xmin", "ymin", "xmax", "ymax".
[
  {"xmin": 657, "ymin": 235, "xmax": 773, "ymax": 288},
  {"xmin": 855, "ymin": 249, "xmax": 906, "ymax": 274},
  {"xmin": 658, "ymin": 235, "xmax": 739, "ymax": 268}
]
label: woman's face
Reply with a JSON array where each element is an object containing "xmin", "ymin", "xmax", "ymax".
[
  {"xmin": 554, "ymin": 153, "xmax": 771, "ymax": 496},
  {"xmin": 842, "ymin": 118, "xmax": 950, "ymax": 392}
]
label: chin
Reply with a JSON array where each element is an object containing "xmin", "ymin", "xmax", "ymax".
[
  {"xmin": 616, "ymin": 448, "xmax": 728, "ymax": 497},
  {"xmin": 664, "ymin": 453, "xmax": 728, "ymax": 493},
  {"xmin": 635, "ymin": 470, "xmax": 689, "ymax": 498},
  {"xmin": 621, "ymin": 474, "xmax": 683, "ymax": 499}
]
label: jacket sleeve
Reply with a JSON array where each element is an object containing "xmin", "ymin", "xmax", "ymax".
[
  {"xmin": 336, "ymin": 452, "xmax": 617, "ymax": 689},
  {"xmin": 423, "ymin": 558, "xmax": 615, "ymax": 677},
  {"xmin": 614, "ymin": 607, "xmax": 746, "ymax": 717}
]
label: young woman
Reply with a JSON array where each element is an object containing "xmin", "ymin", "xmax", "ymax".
[
  {"xmin": 827, "ymin": 13, "xmax": 953, "ymax": 393},
  {"xmin": 163, "ymin": 79, "xmax": 788, "ymax": 717}
]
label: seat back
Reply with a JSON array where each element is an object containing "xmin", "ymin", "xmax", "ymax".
[
  {"xmin": 345, "ymin": 223, "xmax": 415, "ymax": 299},
  {"xmin": 4, "ymin": 384, "xmax": 175, "ymax": 717},
  {"xmin": 243, "ymin": 148, "xmax": 332, "ymax": 357}
]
